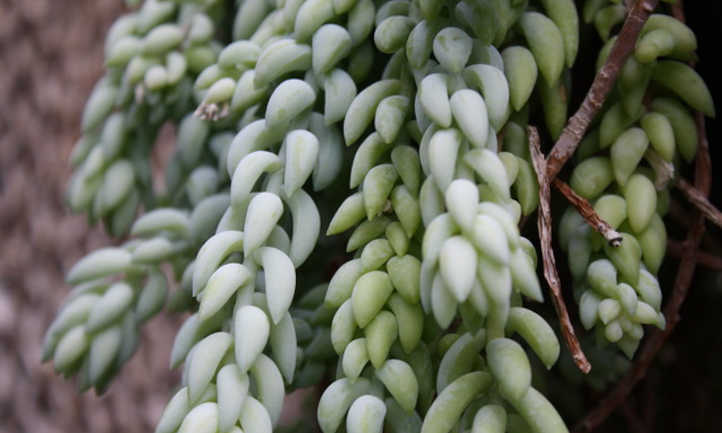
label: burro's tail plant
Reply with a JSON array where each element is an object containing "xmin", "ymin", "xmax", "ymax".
[{"xmin": 43, "ymin": 0, "xmax": 716, "ymax": 432}]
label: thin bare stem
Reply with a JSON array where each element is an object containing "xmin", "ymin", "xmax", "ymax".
[
  {"xmin": 528, "ymin": 126, "xmax": 591, "ymax": 374},
  {"xmin": 553, "ymin": 179, "xmax": 623, "ymax": 246}
]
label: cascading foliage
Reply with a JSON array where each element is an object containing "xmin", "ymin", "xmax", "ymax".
[
  {"xmin": 564, "ymin": 2, "xmax": 714, "ymax": 359},
  {"xmin": 42, "ymin": 0, "xmax": 714, "ymax": 432}
]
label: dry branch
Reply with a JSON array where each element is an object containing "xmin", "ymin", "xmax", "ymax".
[
  {"xmin": 545, "ymin": 0, "xmax": 660, "ymax": 181},
  {"xmin": 528, "ymin": 126, "xmax": 591, "ymax": 374},
  {"xmin": 553, "ymin": 179, "xmax": 623, "ymax": 246}
]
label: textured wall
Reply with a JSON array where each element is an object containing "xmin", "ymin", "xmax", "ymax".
[{"xmin": 0, "ymin": 2, "xmax": 182, "ymax": 432}]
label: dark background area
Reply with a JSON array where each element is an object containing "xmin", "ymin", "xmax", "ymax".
[
  {"xmin": 591, "ymin": 2, "xmax": 721, "ymax": 430},
  {"xmin": 0, "ymin": 1, "xmax": 719, "ymax": 432},
  {"xmin": 641, "ymin": 3, "xmax": 722, "ymax": 431}
]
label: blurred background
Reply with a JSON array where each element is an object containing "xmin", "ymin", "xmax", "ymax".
[
  {"xmin": 0, "ymin": 1, "xmax": 719, "ymax": 433},
  {"xmin": 0, "ymin": 2, "xmax": 182, "ymax": 432}
]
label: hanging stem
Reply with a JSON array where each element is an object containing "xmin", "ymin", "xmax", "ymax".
[{"xmin": 528, "ymin": 126, "xmax": 592, "ymax": 374}]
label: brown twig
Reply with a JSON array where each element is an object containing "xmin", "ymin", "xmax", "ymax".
[
  {"xmin": 573, "ymin": 94, "xmax": 712, "ymax": 433},
  {"xmin": 528, "ymin": 126, "xmax": 592, "ymax": 374},
  {"xmin": 552, "ymin": 179, "xmax": 623, "ymax": 246},
  {"xmin": 545, "ymin": 0, "xmax": 660, "ymax": 181},
  {"xmin": 674, "ymin": 178, "xmax": 722, "ymax": 229}
]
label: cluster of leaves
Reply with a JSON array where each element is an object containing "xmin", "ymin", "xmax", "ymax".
[{"xmin": 42, "ymin": 0, "xmax": 714, "ymax": 432}]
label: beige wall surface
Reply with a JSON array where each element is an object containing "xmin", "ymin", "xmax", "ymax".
[{"xmin": 0, "ymin": 2, "xmax": 182, "ymax": 432}]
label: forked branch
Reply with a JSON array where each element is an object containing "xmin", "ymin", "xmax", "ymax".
[{"xmin": 528, "ymin": 126, "xmax": 592, "ymax": 374}]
